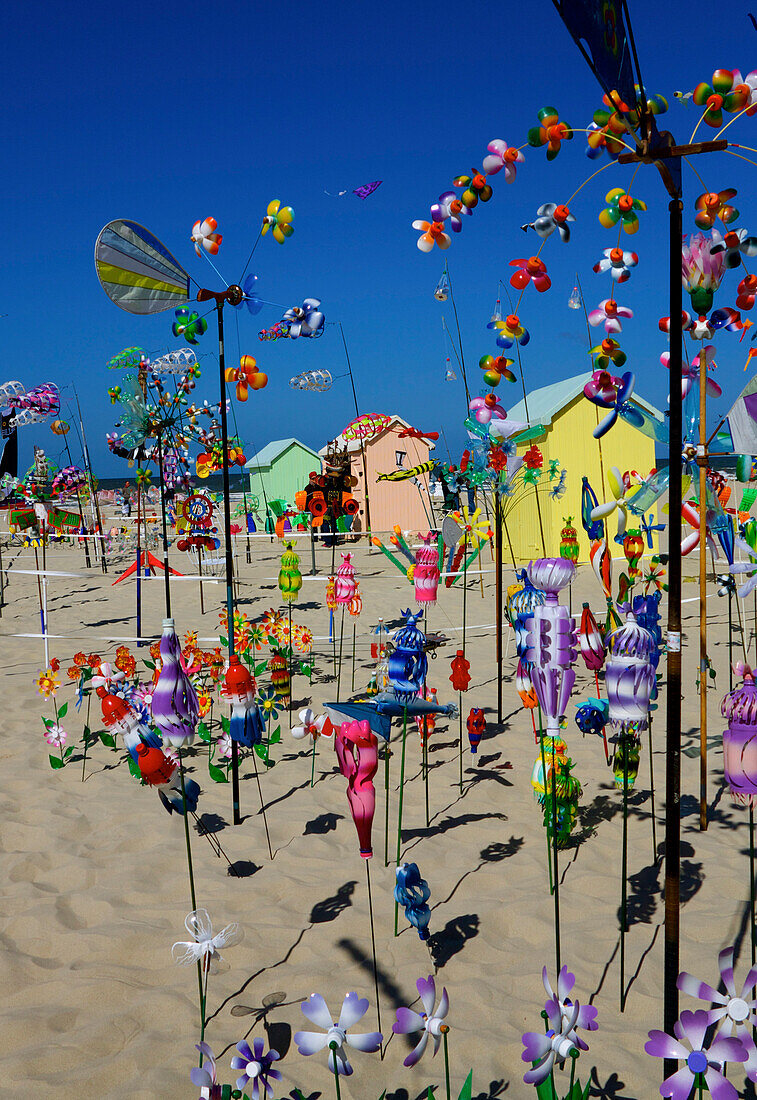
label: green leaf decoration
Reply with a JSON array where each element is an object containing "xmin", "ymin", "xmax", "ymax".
[
  {"xmin": 269, "ymin": 727, "xmax": 281, "ymax": 745},
  {"xmin": 254, "ymin": 662, "xmax": 268, "ymax": 677},
  {"xmin": 99, "ymin": 732, "xmax": 116, "ymax": 749},
  {"xmin": 534, "ymin": 1072, "xmax": 559, "ymax": 1100},
  {"xmin": 197, "ymin": 721, "xmax": 211, "ymax": 742},
  {"xmin": 143, "ymin": 659, "xmax": 156, "ymax": 671},
  {"xmin": 57, "ymin": 701, "xmax": 69, "ymax": 719},
  {"xmin": 221, "ymin": 716, "xmax": 230, "ymax": 734},
  {"xmin": 220, "ymin": 635, "xmax": 229, "ymax": 648},
  {"xmin": 299, "ymin": 662, "xmax": 313, "ymax": 677},
  {"xmin": 82, "ymin": 725, "xmax": 91, "ymax": 744},
  {"xmin": 208, "ymin": 762, "xmax": 229, "ymax": 784},
  {"xmin": 254, "ymin": 744, "xmax": 269, "ymax": 762},
  {"xmin": 457, "ymin": 1070, "xmax": 473, "ymax": 1100},
  {"xmin": 49, "ymin": 754, "xmax": 65, "ymax": 769},
  {"xmin": 63, "ymin": 746, "xmax": 74, "ymax": 759},
  {"xmin": 127, "ymin": 757, "xmax": 142, "ymax": 779},
  {"xmin": 42, "ymin": 717, "xmax": 53, "ymax": 729}
]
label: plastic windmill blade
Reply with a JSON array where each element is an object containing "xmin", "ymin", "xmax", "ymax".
[
  {"xmin": 262, "ymin": 200, "xmax": 294, "ymax": 243},
  {"xmin": 191, "ymin": 217, "xmax": 222, "ymax": 257},
  {"xmin": 95, "ymin": 219, "xmax": 190, "ymax": 315}
]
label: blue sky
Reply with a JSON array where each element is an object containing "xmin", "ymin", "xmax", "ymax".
[{"xmin": 7, "ymin": 0, "xmax": 757, "ymax": 478}]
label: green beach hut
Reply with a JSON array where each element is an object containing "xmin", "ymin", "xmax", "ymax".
[{"xmin": 245, "ymin": 438, "xmax": 321, "ymax": 515}]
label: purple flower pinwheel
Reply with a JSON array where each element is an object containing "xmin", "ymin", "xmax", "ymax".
[
  {"xmin": 392, "ymin": 975, "xmax": 450, "ymax": 1067},
  {"xmin": 437, "ymin": 190, "xmax": 472, "ymax": 234},
  {"xmin": 189, "ymin": 1042, "xmax": 222, "ymax": 1099},
  {"xmin": 678, "ymin": 945, "xmax": 757, "ymax": 1082},
  {"xmin": 294, "ymin": 992, "xmax": 382, "ymax": 1076},
  {"xmin": 542, "ymin": 965, "xmax": 598, "ymax": 1041},
  {"xmin": 522, "ymin": 998, "xmax": 580, "ymax": 1085},
  {"xmin": 730, "ymin": 539, "xmax": 757, "ymax": 598},
  {"xmin": 230, "ymin": 1037, "xmax": 282, "ymax": 1099},
  {"xmin": 645, "ymin": 1008, "xmax": 747, "ymax": 1099}
]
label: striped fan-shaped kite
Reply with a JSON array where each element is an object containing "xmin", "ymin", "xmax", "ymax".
[{"xmin": 95, "ymin": 219, "xmax": 190, "ymax": 315}]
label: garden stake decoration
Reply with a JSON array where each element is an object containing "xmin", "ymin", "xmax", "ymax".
[
  {"xmin": 393, "ymin": 976, "xmax": 451, "ymax": 1100},
  {"xmin": 721, "ymin": 664, "xmax": 757, "ymax": 963},
  {"xmin": 521, "ymin": 964, "xmax": 597, "ymax": 1099},
  {"xmin": 294, "ymin": 991, "xmax": 383, "ymax": 1098},
  {"xmin": 394, "ymin": 861, "xmax": 432, "ymax": 940}
]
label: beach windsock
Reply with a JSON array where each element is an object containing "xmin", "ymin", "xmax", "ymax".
[{"xmin": 95, "ymin": 219, "xmax": 190, "ymax": 315}]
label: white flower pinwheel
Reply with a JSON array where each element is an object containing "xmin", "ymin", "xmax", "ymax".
[
  {"xmin": 294, "ymin": 992, "xmax": 382, "ymax": 1076},
  {"xmin": 522, "ymin": 999, "xmax": 580, "ymax": 1085},
  {"xmin": 590, "ymin": 467, "xmax": 639, "ymax": 540},
  {"xmin": 730, "ymin": 539, "xmax": 757, "ymax": 599},
  {"xmin": 171, "ymin": 909, "xmax": 243, "ymax": 974},
  {"xmin": 678, "ymin": 945, "xmax": 757, "ymax": 1081},
  {"xmin": 542, "ymin": 965, "xmax": 598, "ymax": 1038},
  {"xmin": 292, "ymin": 708, "xmax": 332, "ymax": 742},
  {"xmin": 392, "ymin": 975, "xmax": 450, "ymax": 1067}
]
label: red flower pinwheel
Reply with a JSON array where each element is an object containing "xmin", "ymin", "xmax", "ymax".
[
  {"xmin": 527, "ymin": 107, "xmax": 573, "ymax": 160},
  {"xmin": 737, "ymin": 273, "xmax": 757, "ymax": 311},
  {"xmin": 593, "ymin": 246, "xmax": 638, "ymax": 282},
  {"xmin": 588, "ymin": 298, "xmax": 633, "ymax": 334},
  {"xmin": 590, "ymin": 337, "xmax": 627, "ymax": 369},
  {"xmin": 452, "ymin": 171, "xmax": 493, "ymax": 209},
  {"xmin": 479, "ymin": 354, "xmax": 515, "ymax": 387},
  {"xmin": 490, "ymin": 312, "xmax": 530, "ymax": 348},
  {"xmin": 509, "ymin": 256, "xmax": 551, "ymax": 293},
  {"xmin": 711, "ymin": 227, "xmax": 757, "ymax": 268},
  {"xmin": 412, "ymin": 209, "xmax": 451, "ymax": 252},
  {"xmin": 598, "ymin": 188, "xmax": 646, "ymax": 234},
  {"xmin": 694, "ymin": 189, "xmax": 738, "ymax": 230},
  {"xmin": 436, "ymin": 190, "xmax": 471, "ymax": 233},
  {"xmin": 530, "ymin": 203, "xmax": 575, "ymax": 242},
  {"xmin": 523, "ymin": 444, "xmax": 543, "ymax": 470},
  {"xmin": 482, "ymin": 139, "xmax": 524, "ymax": 183},
  {"xmin": 693, "ymin": 69, "xmax": 751, "ymax": 127}
]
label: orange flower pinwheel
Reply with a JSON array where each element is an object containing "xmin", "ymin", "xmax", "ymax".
[
  {"xmin": 694, "ymin": 189, "xmax": 738, "ymax": 230},
  {"xmin": 225, "ymin": 355, "xmax": 268, "ymax": 401},
  {"xmin": 527, "ymin": 106, "xmax": 573, "ymax": 160}
]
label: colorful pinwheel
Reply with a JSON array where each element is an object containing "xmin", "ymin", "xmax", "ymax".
[
  {"xmin": 711, "ymin": 226, "xmax": 757, "ymax": 268},
  {"xmin": 694, "ymin": 189, "xmax": 739, "ymax": 230},
  {"xmin": 509, "ymin": 256, "xmax": 551, "ymax": 293},
  {"xmin": 598, "ymin": 188, "xmax": 646, "ymax": 234},
  {"xmin": 590, "ymin": 466, "xmax": 638, "ymax": 539},
  {"xmin": 436, "ymin": 190, "xmax": 471, "ymax": 232},
  {"xmin": 693, "ymin": 69, "xmax": 751, "ymax": 127},
  {"xmin": 469, "ymin": 394, "xmax": 506, "ymax": 424},
  {"xmin": 729, "ymin": 538, "xmax": 757, "ymax": 597},
  {"xmin": 660, "ymin": 344, "xmax": 722, "ymax": 399},
  {"xmin": 172, "ymin": 308, "xmax": 208, "ymax": 345},
  {"xmin": 590, "ymin": 338, "xmax": 626, "ymax": 369},
  {"xmin": 490, "ymin": 312, "xmax": 530, "ymax": 348},
  {"xmin": 234, "ymin": 272, "xmax": 264, "ymax": 315},
  {"xmin": 282, "ymin": 298, "xmax": 325, "ymax": 338},
  {"xmin": 262, "ymin": 199, "xmax": 294, "ymax": 243},
  {"xmin": 645, "ymin": 1009, "xmax": 747, "ymax": 1099},
  {"xmin": 592, "ymin": 246, "xmax": 639, "ymax": 282},
  {"xmin": 482, "ymin": 138, "xmax": 524, "ymax": 182},
  {"xmin": 587, "ymin": 298, "xmax": 633, "ymax": 334},
  {"xmin": 225, "ymin": 355, "xmax": 267, "ymax": 401},
  {"xmin": 738, "ymin": 273, "xmax": 757, "ymax": 310},
  {"xmin": 294, "ymin": 992, "xmax": 382, "ymax": 1076},
  {"xmin": 412, "ymin": 209, "xmax": 451, "ymax": 251},
  {"xmin": 527, "ymin": 106, "xmax": 573, "ymax": 160},
  {"xmin": 191, "ymin": 217, "xmax": 222, "ymax": 257},
  {"xmin": 230, "ymin": 1038, "xmax": 283, "ymax": 1098},
  {"xmin": 678, "ymin": 945, "xmax": 757, "ymax": 1082},
  {"xmin": 452, "ymin": 170, "xmax": 492, "ymax": 208},
  {"xmin": 529, "ymin": 203, "xmax": 575, "ymax": 242},
  {"xmin": 521, "ymin": 965, "xmax": 597, "ymax": 1087},
  {"xmin": 479, "ymin": 354, "xmax": 515, "ymax": 386},
  {"xmin": 393, "ymin": 976, "xmax": 449, "ymax": 1067}
]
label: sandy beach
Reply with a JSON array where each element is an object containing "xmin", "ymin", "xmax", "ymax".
[{"xmin": 0, "ymin": 529, "xmax": 749, "ymax": 1099}]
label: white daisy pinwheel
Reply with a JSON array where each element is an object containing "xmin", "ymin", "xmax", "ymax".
[
  {"xmin": 294, "ymin": 992, "xmax": 382, "ymax": 1076},
  {"xmin": 678, "ymin": 945, "xmax": 757, "ymax": 1081},
  {"xmin": 392, "ymin": 975, "xmax": 450, "ymax": 1067},
  {"xmin": 171, "ymin": 909, "xmax": 243, "ymax": 973},
  {"xmin": 291, "ymin": 708, "xmax": 333, "ymax": 742}
]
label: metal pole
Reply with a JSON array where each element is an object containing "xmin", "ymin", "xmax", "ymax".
[
  {"xmin": 156, "ymin": 433, "xmax": 172, "ymax": 618},
  {"xmin": 663, "ymin": 195, "xmax": 683, "ymax": 1076},
  {"xmin": 697, "ymin": 343, "xmax": 708, "ymax": 830},
  {"xmin": 495, "ymin": 488, "xmax": 503, "ymax": 724}
]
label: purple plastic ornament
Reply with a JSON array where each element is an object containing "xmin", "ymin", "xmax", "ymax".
[
  {"xmin": 151, "ymin": 618, "xmax": 200, "ymax": 748},
  {"xmin": 721, "ymin": 664, "xmax": 757, "ymax": 806},
  {"xmin": 524, "ymin": 559, "xmax": 577, "ymax": 735},
  {"xmin": 605, "ymin": 607, "xmax": 655, "ymax": 789}
]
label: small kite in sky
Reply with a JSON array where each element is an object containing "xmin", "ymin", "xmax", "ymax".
[{"xmin": 324, "ymin": 181, "xmax": 383, "ymax": 199}]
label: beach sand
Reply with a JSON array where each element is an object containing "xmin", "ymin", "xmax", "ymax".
[{"xmin": 0, "ymin": 530, "xmax": 748, "ymax": 1099}]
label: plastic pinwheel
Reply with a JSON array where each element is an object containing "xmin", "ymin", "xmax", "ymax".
[
  {"xmin": 172, "ymin": 308, "xmax": 208, "ymax": 345},
  {"xmin": 413, "ymin": 209, "xmax": 451, "ymax": 251},
  {"xmin": 738, "ymin": 274, "xmax": 757, "ymax": 310},
  {"xmin": 452, "ymin": 170, "xmax": 492, "ymax": 208},
  {"xmin": 682, "ymin": 232, "xmax": 726, "ymax": 314},
  {"xmin": 230, "ymin": 1038, "xmax": 283, "ymax": 1098},
  {"xmin": 678, "ymin": 945, "xmax": 757, "ymax": 1082},
  {"xmin": 191, "ymin": 217, "xmax": 222, "ymax": 257},
  {"xmin": 694, "ymin": 188, "xmax": 739, "ymax": 230},
  {"xmin": 509, "ymin": 256, "xmax": 551, "ymax": 293},
  {"xmin": 645, "ymin": 1009, "xmax": 747, "ymax": 1100},
  {"xmin": 482, "ymin": 138, "xmax": 524, "ymax": 182},
  {"xmin": 469, "ymin": 393, "xmax": 506, "ymax": 424},
  {"xmin": 587, "ymin": 298, "xmax": 633, "ymax": 334},
  {"xmin": 693, "ymin": 69, "xmax": 752, "ymax": 127},
  {"xmin": 590, "ymin": 467, "xmax": 639, "ymax": 540},
  {"xmin": 294, "ymin": 992, "xmax": 382, "ymax": 1076},
  {"xmin": 592, "ymin": 246, "xmax": 639, "ymax": 282},
  {"xmin": 171, "ymin": 909, "xmax": 242, "ymax": 973},
  {"xmin": 583, "ymin": 370, "xmax": 649, "ymax": 438},
  {"xmin": 529, "ymin": 203, "xmax": 575, "ymax": 242},
  {"xmin": 542, "ymin": 966, "xmax": 599, "ymax": 1038},
  {"xmin": 282, "ymin": 298, "xmax": 325, "ymax": 338},
  {"xmin": 392, "ymin": 975, "xmax": 449, "ymax": 1067},
  {"xmin": 598, "ymin": 188, "xmax": 646, "ymax": 234},
  {"xmin": 479, "ymin": 354, "xmax": 515, "ymax": 386},
  {"xmin": 261, "ymin": 199, "xmax": 294, "ymax": 243},
  {"xmin": 490, "ymin": 312, "xmax": 530, "ymax": 348},
  {"xmin": 522, "ymin": 965, "xmax": 597, "ymax": 1087},
  {"xmin": 590, "ymin": 338, "xmax": 627, "ymax": 369},
  {"xmin": 436, "ymin": 190, "xmax": 471, "ymax": 233},
  {"xmin": 729, "ymin": 538, "xmax": 757, "ymax": 597},
  {"xmin": 527, "ymin": 106, "xmax": 573, "ymax": 160},
  {"xmin": 234, "ymin": 272, "xmax": 264, "ymax": 315},
  {"xmin": 711, "ymin": 226, "xmax": 757, "ymax": 268}
]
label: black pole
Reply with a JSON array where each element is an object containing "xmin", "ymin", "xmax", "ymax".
[
  {"xmin": 663, "ymin": 195, "xmax": 683, "ymax": 1076},
  {"xmin": 156, "ymin": 432, "xmax": 171, "ymax": 618},
  {"xmin": 216, "ymin": 301, "xmax": 241, "ymax": 826}
]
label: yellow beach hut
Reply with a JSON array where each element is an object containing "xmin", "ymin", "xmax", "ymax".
[{"xmin": 504, "ymin": 372, "xmax": 664, "ymax": 562}]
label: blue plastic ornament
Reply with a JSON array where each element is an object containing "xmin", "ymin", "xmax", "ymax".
[{"xmin": 394, "ymin": 862, "xmax": 431, "ymax": 940}]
